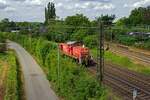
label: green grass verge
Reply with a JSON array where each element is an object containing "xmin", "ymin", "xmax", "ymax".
[
  {"xmin": 1, "ymin": 33, "xmax": 109, "ymax": 100},
  {"xmin": 1, "ymin": 32, "xmax": 123, "ymax": 99},
  {"xmin": 0, "ymin": 52, "xmax": 24, "ymax": 100},
  {"xmin": 91, "ymin": 49, "xmax": 150, "ymax": 75}
]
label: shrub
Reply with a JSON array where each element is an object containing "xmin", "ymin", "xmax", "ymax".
[
  {"xmin": 116, "ymin": 35, "xmax": 137, "ymax": 45},
  {"xmin": 83, "ymin": 35, "xmax": 97, "ymax": 48},
  {"xmin": 3, "ymin": 33, "xmax": 107, "ymax": 100}
]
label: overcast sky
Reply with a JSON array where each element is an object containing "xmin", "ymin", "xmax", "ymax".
[{"xmin": 0, "ymin": 0, "xmax": 150, "ymax": 22}]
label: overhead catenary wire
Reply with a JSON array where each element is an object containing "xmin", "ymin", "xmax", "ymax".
[{"xmin": 47, "ymin": 20, "xmax": 106, "ymax": 85}]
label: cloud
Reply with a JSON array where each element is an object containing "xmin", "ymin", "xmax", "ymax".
[
  {"xmin": 0, "ymin": 0, "xmax": 6, "ymax": 4},
  {"xmin": 0, "ymin": 3, "xmax": 7, "ymax": 9},
  {"xmin": 11, "ymin": 0, "xmax": 26, "ymax": 1},
  {"xmin": 5, "ymin": 7, "xmax": 16, "ymax": 12},
  {"xmin": 94, "ymin": 4, "xmax": 115, "ymax": 10},
  {"xmin": 56, "ymin": 2, "xmax": 63, "ymax": 8},
  {"xmin": 25, "ymin": 0, "xmax": 43, "ymax": 6},
  {"xmin": 56, "ymin": 1, "xmax": 115, "ymax": 10},
  {"xmin": 133, "ymin": 0, "xmax": 150, "ymax": 7},
  {"xmin": 84, "ymin": 2, "xmax": 115, "ymax": 10},
  {"xmin": 124, "ymin": 0, "xmax": 150, "ymax": 8},
  {"xmin": 0, "ymin": 0, "xmax": 8, "ymax": 9},
  {"xmin": 79, "ymin": 0, "xmax": 111, "ymax": 3},
  {"xmin": 1, "ymin": 0, "xmax": 144, "ymax": 22},
  {"xmin": 123, "ymin": 4, "xmax": 129, "ymax": 8}
]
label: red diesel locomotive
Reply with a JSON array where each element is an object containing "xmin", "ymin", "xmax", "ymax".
[{"xmin": 59, "ymin": 41, "xmax": 92, "ymax": 66}]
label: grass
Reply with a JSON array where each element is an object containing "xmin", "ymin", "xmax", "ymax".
[
  {"xmin": 0, "ymin": 54, "xmax": 5, "ymax": 76},
  {"xmin": 91, "ymin": 49, "xmax": 150, "ymax": 75},
  {"xmin": 1, "ymin": 52, "xmax": 18, "ymax": 100},
  {"xmin": 0, "ymin": 52, "xmax": 24, "ymax": 100},
  {"xmin": 9, "ymin": 35, "xmax": 108, "ymax": 100}
]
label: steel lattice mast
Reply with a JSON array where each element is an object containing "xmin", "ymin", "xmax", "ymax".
[{"xmin": 97, "ymin": 21, "xmax": 104, "ymax": 84}]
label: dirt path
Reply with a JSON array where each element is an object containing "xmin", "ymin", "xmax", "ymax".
[
  {"xmin": 8, "ymin": 41, "xmax": 59, "ymax": 100},
  {"xmin": 0, "ymin": 61, "xmax": 8, "ymax": 100}
]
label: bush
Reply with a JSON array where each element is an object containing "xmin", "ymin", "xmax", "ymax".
[
  {"xmin": 3, "ymin": 32, "xmax": 107, "ymax": 100},
  {"xmin": 71, "ymin": 29, "xmax": 88, "ymax": 41},
  {"xmin": 143, "ymin": 40, "xmax": 150, "ymax": 50},
  {"xmin": 116, "ymin": 35, "xmax": 137, "ymax": 45},
  {"xmin": 83, "ymin": 35, "xmax": 97, "ymax": 48}
]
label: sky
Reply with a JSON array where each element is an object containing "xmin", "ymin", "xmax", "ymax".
[{"xmin": 0, "ymin": 0, "xmax": 150, "ymax": 22}]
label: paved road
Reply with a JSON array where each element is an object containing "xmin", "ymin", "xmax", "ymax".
[{"xmin": 8, "ymin": 41, "xmax": 59, "ymax": 100}]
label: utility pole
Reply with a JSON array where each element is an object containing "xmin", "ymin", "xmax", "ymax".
[{"xmin": 97, "ymin": 21, "xmax": 104, "ymax": 84}]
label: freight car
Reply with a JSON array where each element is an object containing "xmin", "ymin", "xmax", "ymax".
[{"xmin": 59, "ymin": 41, "xmax": 93, "ymax": 66}]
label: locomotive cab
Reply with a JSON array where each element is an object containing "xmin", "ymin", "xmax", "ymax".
[{"xmin": 59, "ymin": 41, "xmax": 92, "ymax": 66}]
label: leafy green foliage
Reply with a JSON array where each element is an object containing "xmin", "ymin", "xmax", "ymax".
[
  {"xmin": 65, "ymin": 14, "xmax": 91, "ymax": 33},
  {"xmin": 65, "ymin": 14, "xmax": 91, "ymax": 27},
  {"xmin": 45, "ymin": 2, "xmax": 56, "ymax": 24},
  {"xmin": 0, "ymin": 52, "xmax": 19, "ymax": 100},
  {"xmin": 3, "ymin": 33, "xmax": 107, "ymax": 100},
  {"xmin": 135, "ymin": 40, "xmax": 150, "ymax": 50},
  {"xmin": 116, "ymin": 35, "xmax": 138, "ymax": 45},
  {"xmin": 104, "ymin": 27, "xmax": 150, "ymax": 50},
  {"xmin": 72, "ymin": 29, "xmax": 88, "ymax": 41},
  {"xmin": 96, "ymin": 14, "xmax": 115, "ymax": 26},
  {"xmin": 0, "ymin": 19, "xmax": 16, "ymax": 32},
  {"xmin": 83, "ymin": 35, "xmax": 97, "ymax": 48},
  {"xmin": 116, "ymin": 6, "xmax": 150, "ymax": 26}
]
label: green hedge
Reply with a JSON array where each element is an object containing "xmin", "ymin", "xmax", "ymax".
[
  {"xmin": 1, "ymin": 32, "xmax": 107, "ymax": 100},
  {"xmin": 116, "ymin": 35, "xmax": 138, "ymax": 45}
]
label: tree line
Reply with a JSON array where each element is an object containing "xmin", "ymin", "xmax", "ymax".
[
  {"xmin": 116, "ymin": 6, "xmax": 150, "ymax": 26},
  {"xmin": 0, "ymin": 2, "xmax": 149, "ymax": 49}
]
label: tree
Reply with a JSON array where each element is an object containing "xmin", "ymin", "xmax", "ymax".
[
  {"xmin": 96, "ymin": 14, "xmax": 116, "ymax": 26},
  {"xmin": 71, "ymin": 29, "xmax": 88, "ymax": 41},
  {"xmin": 65, "ymin": 14, "xmax": 90, "ymax": 27},
  {"xmin": 116, "ymin": 6, "xmax": 150, "ymax": 26},
  {"xmin": 0, "ymin": 18, "xmax": 11, "ymax": 32},
  {"xmin": 45, "ymin": 2, "xmax": 56, "ymax": 24},
  {"xmin": 116, "ymin": 17, "xmax": 131, "ymax": 26},
  {"xmin": 65, "ymin": 14, "xmax": 91, "ymax": 33},
  {"xmin": 45, "ymin": 7, "xmax": 48, "ymax": 24}
]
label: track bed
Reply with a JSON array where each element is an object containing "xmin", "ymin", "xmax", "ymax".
[{"xmin": 88, "ymin": 63, "xmax": 150, "ymax": 100}]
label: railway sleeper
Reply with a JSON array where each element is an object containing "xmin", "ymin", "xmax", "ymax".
[
  {"xmin": 104, "ymin": 80, "xmax": 132, "ymax": 99},
  {"xmin": 106, "ymin": 65, "xmax": 150, "ymax": 89}
]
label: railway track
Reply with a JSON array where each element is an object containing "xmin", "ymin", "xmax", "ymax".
[
  {"xmin": 88, "ymin": 63, "xmax": 150, "ymax": 100},
  {"xmin": 110, "ymin": 47, "xmax": 150, "ymax": 66}
]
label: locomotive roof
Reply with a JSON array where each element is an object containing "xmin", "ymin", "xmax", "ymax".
[{"xmin": 67, "ymin": 41, "xmax": 78, "ymax": 45}]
